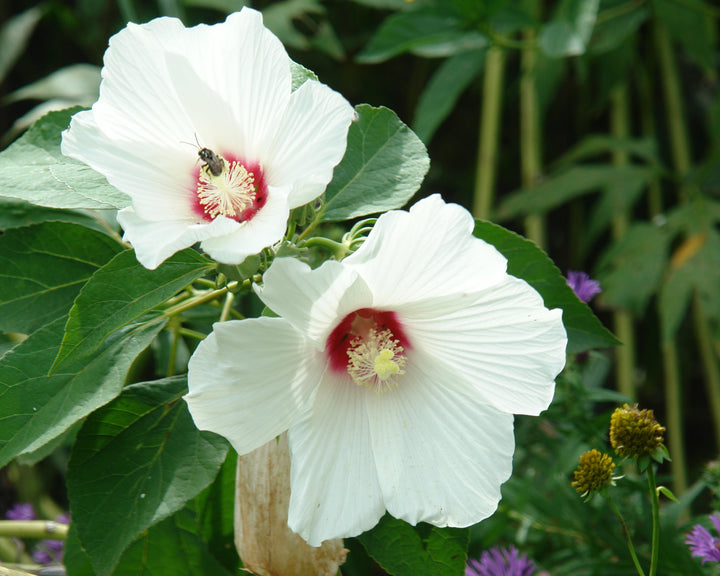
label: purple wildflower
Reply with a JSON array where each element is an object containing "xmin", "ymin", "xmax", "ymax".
[
  {"xmin": 566, "ymin": 271, "xmax": 602, "ymax": 303},
  {"xmin": 686, "ymin": 513, "xmax": 720, "ymax": 564},
  {"xmin": 5, "ymin": 502, "xmax": 36, "ymax": 521},
  {"xmin": 32, "ymin": 538, "xmax": 65, "ymax": 565},
  {"xmin": 466, "ymin": 546, "xmax": 536, "ymax": 576}
]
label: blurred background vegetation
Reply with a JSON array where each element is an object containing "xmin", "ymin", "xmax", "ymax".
[{"xmin": 1, "ymin": 0, "xmax": 720, "ymax": 574}]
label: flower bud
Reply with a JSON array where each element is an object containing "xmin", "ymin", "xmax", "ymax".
[
  {"xmin": 572, "ymin": 449, "xmax": 615, "ymax": 498},
  {"xmin": 609, "ymin": 404, "xmax": 665, "ymax": 459}
]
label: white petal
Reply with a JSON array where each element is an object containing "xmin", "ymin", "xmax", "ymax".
[
  {"xmin": 367, "ymin": 353, "xmax": 514, "ymax": 528},
  {"xmin": 345, "ymin": 195, "xmax": 509, "ymax": 307},
  {"xmin": 62, "ymin": 111, "xmax": 197, "ymax": 221},
  {"xmin": 287, "ymin": 374, "xmax": 385, "ymax": 545},
  {"xmin": 117, "ymin": 207, "xmax": 240, "ymax": 269},
  {"xmin": 264, "ymin": 81, "xmax": 355, "ymax": 207},
  {"xmin": 398, "ymin": 275, "xmax": 567, "ymax": 416},
  {"xmin": 258, "ymin": 258, "xmax": 373, "ymax": 348},
  {"xmin": 213, "ymin": 9, "xmax": 292, "ymax": 158},
  {"xmin": 199, "ymin": 185, "xmax": 290, "ymax": 265},
  {"xmin": 185, "ymin": 317, "xmax": 322, "ymax": 455}
]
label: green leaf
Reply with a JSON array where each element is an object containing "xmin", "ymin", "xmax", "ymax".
[
  {"xmin": 51, "ymin": 248, "xmax": 214, "ymax": 372},
  {"xmin": 539, "ymin": 0, "xmax": 600, "ymax": 58},
  {"xmin": 290, "ymin": 60, "xmax": 319, "ymax": 91},
  {"xmin": 0, "ymin": 197, "xmax": 110, "ymax": 232},
  {"xmin": 413, "ymin": 49, "xmax": 485, "ymax": 145},
  {"xmin": 0, "ymin": 5, "xmax": 44, "ymax": 84},
  {"xmin": 654, "ymin": 0, "xmax": 716, "ymax": 71},
  {"xmin": 0, "ymin": 316, "xmax": 164, "ymax": 468},
  {"xmin": 588, "ymin": 5, "xmax": 648, "ymax": 54},
  {"xmin": 596, "ymin": 223, "xmax": 671, "ymax": 314},
  {"xmin": 357, "ymin": 7, "xmax": 480, "ymax": 63},
  {"xmin": 67, "ymin": 376, "xmax": 229, "ymax": 576},
  {"xmin": 495, "ymin": 165, "xmax": 656, "ymax": 221},
  {"xmin": 321, "ymin": 105, "xmax": 429, "ymax": 221},
  {"xmin": 552, "ymin": 135, "xmax": 660, "ymax": 168},
  {"xmin": 659, "ymin": 228, "xmax": 720, "ymax": 341},
  {"xmin": 474, "ymin": 220, "xmax": 619, "ymax": 353},
  {"xmin": 194, "ymin": 450, "xmax": 239, "ymax": 572},
  {"xmin": 64, "ymin": 507, "xmax": 234, "ymax": 576},
  {"xmin": 359, "ymin": 515, "xmax": 468, "ymax": 576},
  {"xmin": 0, "ymin": 222, "xmax": 122, "ymax": 335},
  {"xmin": 0, "ymin": 107, "xmax": 130, "ymax": 210}
]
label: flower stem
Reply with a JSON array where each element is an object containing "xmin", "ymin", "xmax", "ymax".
[
  {"xmin": 605, "ymin": 494, "xmax": 646, "ymax": 576},
  {"xmin": 219, "ymin": 291, "xmax": 235, "ymax": 323},
  {"xmin": 661, "ymin": 337, "xmax": 687, "ymax": 495},
  {"xmin": 300, "ymin": 237, "xmax": 348, "ymax": 260},
  {"xmin": 473, "ymin": 45, "xmax": 505, "ymax": 219},
  {"xmin": 0, "ymin": 521, "xmax": 68, "ymax": 540},
  {"xmin": 647, "ymin": 466, "xmax": 661, "ymax": 576},
  {"xmin": 520, "ymin": 27, "xmax": 545, "ymax": 248},
  {"xmin": 162, "ymin": 283, "xmax": 238, "ymax": 318},
  {"xmin": 610, "ymin": 82, "xmax": 636, "ymax": 399}
]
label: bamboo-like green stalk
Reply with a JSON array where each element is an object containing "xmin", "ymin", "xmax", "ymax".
[
  {"xmin": 520, "ymin": 29, "xmax": 546, "ymax": 248},
  {"xmin": 655, "ymin": 22, "xmax": 720, "ymax": 448},
  {"xmin": 610, "ymin": 83, "xmax": 636, "ymax": 399},
  {"xmin": 661, "ymin": 338, "xmax": 687, "ymax": 494},
  {"xmin": 637, "ymin": 49, "xmax": 687, "ymax": 494},
  {"xmin": 473, "ymin": 46, "xmax": 506, "ymax": 219}
]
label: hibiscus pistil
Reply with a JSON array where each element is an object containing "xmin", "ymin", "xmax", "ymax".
[
  {"xmin": 347, "ymin": 328, "xmax": 407, "ymax": 393},
  {"xmin": 197, "ymin": 157, "xmax": 260, "ymax": 220}
]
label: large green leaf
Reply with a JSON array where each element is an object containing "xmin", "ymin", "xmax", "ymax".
[
  {"xmin": 51, "ymin": 248, "xmax": 214, "ymax": 372},
  {"xmin": 474, "ymin": 220, "xmax": 619, "ymax": 354},
  {"xmin": 356, "ymin": 7, "xmax": 484, "ymax": 63},
  {"xmin": 321, "ymin": 105, "xmax": 429, "ymax": 221},
  {"xmin": 539, "ymin": 0, "xmax": 600, "ymax": 58},
  {"xmin": 67, "ymin": 376, "xmax": 229, "ymax": 576},
  {"xmin": 413, "ymin": 49, "xmax": 485, "ymax": 145},
  {"xmin": 0, "ymin": 221, "xmax": 121, "ymax": 335},
  {"xmin": 0, "ymin": 316, "xmax": 164, "ymax": 468},
  {"xmin": 359, "ymin": 515, "xmax": 468, "ymax": 576},
  {"xmin": 0, "ymin": 107, "xmax": 130, "ymax": 210},
  {"xmin": 64, "ymin": 507, "xmax": 234, "ymax": 576}
]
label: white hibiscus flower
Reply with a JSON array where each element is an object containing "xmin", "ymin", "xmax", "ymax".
[
  {"xmin": 61, "ymin": 8, "xmax": 354, "ymax": 269},
  {"xmin": 185, "ymin": 194, "xmax": 568, "ymax": 545}
]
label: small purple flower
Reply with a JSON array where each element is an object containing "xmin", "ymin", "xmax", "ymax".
[
  {"xmin": 32, "ymin": 538, "xmax": 65, "ymax": 565},
  {"xmin": 566, "ymin": 271, "xmax": 602, "ymax": 304},
  {"xmin": 5, "ymin": 502, "xmax": 36, "ymax": 521},
  {"xmin": 466, "ymin": 546, "xmax": 536, "ymax": 576},
  {"xmin": 686, "ymin": 513, "xmax": 720, "ymax": 564}
]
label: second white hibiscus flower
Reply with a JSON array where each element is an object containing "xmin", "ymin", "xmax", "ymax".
[
  {"xmin": 185, "ymin": 194, "xmax": 568, "ymax": 546},
  {"xmin": 62, "ymin": 8, "xmax": 354, "ymax": 269}
]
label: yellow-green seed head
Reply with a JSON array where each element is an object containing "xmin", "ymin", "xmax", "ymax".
[
  {"xmin": 609, "ymin": 404, "xmax": 665, "ymax": 459},
  {"xmin": 572, "ymin": 449, "xmax": 615, "ymax": 497}
]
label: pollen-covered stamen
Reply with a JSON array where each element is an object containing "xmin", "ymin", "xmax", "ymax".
[
  {"xmin": 197, "ymin": 157, "xmax": 257, "ymax": 219},
  {"xmin": 347, "ymin": 328, "xmax": 407, "ymax": 394}
]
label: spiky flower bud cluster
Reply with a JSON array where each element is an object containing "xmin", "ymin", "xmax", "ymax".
[
  {"xmin": 609, "ymin": 404, "xmax": 665, "ymax": 459},
  {"xmin": 572, "ymin": 449, "xmax": 616, "ymax": 498}
]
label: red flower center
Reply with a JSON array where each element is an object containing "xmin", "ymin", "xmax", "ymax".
[
  {"xmin": 326, "ymin": 308, "xmax": 411, "ymax": 393},
  {"xmin": 190, "ymin": 151, "xmax": 267, "ymax": 223}
]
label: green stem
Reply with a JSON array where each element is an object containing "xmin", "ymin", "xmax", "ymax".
[
  {"xmin": 647, "ymin": 466, "xmax": 660, "ymax": 576},
  {"xmin": 656, "ymin": 21, "xmax": 720, "ymax": 448},
  {"xmin": 161, "ymin": 284, "xmax": 237, "ymax": 318},
  {"xmin": 219, "ymin": 291, "xmax": 235, "ymax": 323},
  {"xmin": 693, "ymin": 295, "xmax": 720, "ymax": 449},
  {"xmin": 473, "ymin": 46, "xmax": 506, "ymax": 219},
  {"xmin": 177, "ymin": 327, "xmax": 211, "ymax": 340},
  {"xmin": 605, "ymin": 494, "xmax": 646, "ymax": 576},
  {"xmin": 661, "ymin": 337, "xmax": 687, "ymax": 495},
  {"xmin": 167, "ymin": 320, "xmax": 179, "ymax": 378},
  {"xmin": 0, "ymin": 521, "xmax": 68, "ymax": 540},
  {"xmin": 300, "ymin": 236, "xmax": 348, "ymax": 260},
  {"xmin": 117, "ymin": 0, "xmax": 138, "ymax": 22},
  {"xmin": 610, "ymin": 83, "xmax": 636, "ymax": 399},
  {"xmin": 635, "ymin": 65, "xmax": 663, "ymax": 218},
  {"xmin": 520, "ymin": 28, "xmax": 545, "ymax": 248}
]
